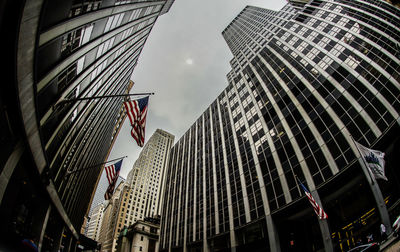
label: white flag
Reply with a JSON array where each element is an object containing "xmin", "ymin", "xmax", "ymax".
[{"xmin": 355, "ymin": 142, "xmax": 387, "ymax": 181}]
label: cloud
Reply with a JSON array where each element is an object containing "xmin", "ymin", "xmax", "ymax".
[{"xmin": 109, "ymin": 0, "xmax": 286, "ymax": 178}]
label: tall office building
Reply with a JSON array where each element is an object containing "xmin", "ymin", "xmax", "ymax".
[
  {"xmin": 99, "ymin": 181, "xmax": 126, "ymax": 251},
  {"xmin": 87, "ymin": 203, "xmax": 105, "ymax": 241},
  {"xmin": 0, "ymin": 0, "xmax": 174, "ymax": 251},
  {"xmin": 125, "ymin": 129, "xmax": 175, "ymax": 219},
  {"xmin": 84, "ymin": 80, "xmax": 132, "ymax": 239},
  {"xmin": 87, "ymin": 80, "xmax": 134, "ymax": 218},
  {"xmin": 160, "ymin": 1, "xmax": 400, "ymax": 252},
  {"xmin": 100, "ymin": 129, "xmax": 174, "ymax": 251}
]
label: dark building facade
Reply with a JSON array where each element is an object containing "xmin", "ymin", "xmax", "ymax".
[
  {"xmin": 160, "ymin": 1, "xmax": 400, "ymax": 252},
  {"xmin": 0, "ymin": 0, "xmax": 174, "ymax": 251}
]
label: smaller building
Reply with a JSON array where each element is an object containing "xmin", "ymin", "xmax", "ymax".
[
  {"xmin": 99, "ymin": 181, "xmax": 125, "ymax": 251},
  {"xmin": 116, "ymin": 217, "xmax": 160, "ymax": 252},
  {"xmin": 86, "ymin": 203, "xmax": 105, "ymax": 241}
]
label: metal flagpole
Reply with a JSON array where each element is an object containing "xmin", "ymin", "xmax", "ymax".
[
  {"xmin": 349, "ymin": 135, "xmax": 392, "ymax": 235},
  {"xmin": 54, "ymin": 92, "xmax": 154, "ymax": 109},
  {"xmin": 65, "ymin": 155, "xmax": 128, "ymax": 176},
  {"xmin": 350, "ymin": 135, "xmax": 375, "ymax": 185},
  {"xmin": 294, "ymin": 174, "xmax": 333, "ymax": 252}
]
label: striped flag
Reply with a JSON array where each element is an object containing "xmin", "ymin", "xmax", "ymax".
[
  {"xmin": 104, "ymin": 160, "xmax": 122, "ymax": 200},
  {"xmin": 123, "ymin": 96, "xmax": 149, "ymax": 147},
  {"xmin": 297, "ymin": 178, "xmax": 328, "ymax": 219}
]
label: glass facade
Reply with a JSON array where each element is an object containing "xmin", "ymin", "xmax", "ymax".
[
  {"xmin": 0, "ymin": 0, "xmax": 174, "ymax": 250},
  {"xmin": 160, "ymin": 1, "xmax": 400, "ymax": 252}
]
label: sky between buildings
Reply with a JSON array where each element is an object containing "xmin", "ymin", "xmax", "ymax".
[{"xmin": 109, "ymin": 0, "xmax": 286, "ymax": 179}]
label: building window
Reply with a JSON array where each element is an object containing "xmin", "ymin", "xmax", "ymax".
[{"xmin": 141, "ymin": 236, "xmax": 144, "ymax": 241}]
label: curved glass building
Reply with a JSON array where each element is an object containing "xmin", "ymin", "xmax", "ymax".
[
  {"xmin": 0, "ymin": 0, "xmax": 174, "ymax": 251},
  {"xmin": 160, "ymin": 1, "xmax": 400, "ymax": 251}
]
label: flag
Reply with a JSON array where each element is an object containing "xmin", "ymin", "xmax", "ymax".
[
  {"xmin": 104, "ymin": 160, "xmax": 123, "ymax": 200},
  {"xmin": 104, "ymin": 182, "xmax": 116, "ymax": 200},
  {"xmin": 105, "ymin": 159, "xmax": 122, "ymax": 185},
  {"xmin": 355, "ymin": 141, "xmax": 387, "ymax": 181},
  {"xmin": 123, "ymin": 96, "xmax": 149, "ymax": 147},
  {"xmin": 297, "ymin": 178, "xmax": 328, "ymax": 219}
]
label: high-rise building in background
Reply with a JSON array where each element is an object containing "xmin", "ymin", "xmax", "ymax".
[
  {"xmin": 125, "ymin": 129, "xmax": 175, "ymax": 219},
  {"xmin": 100, "ymin": 129, "xmax": 174, "ymax": 252},
  {"xmin": 87, "ymin": 203, "xmax": 105, "ymax": 241},
  {"xmin": 89, "ymin": 174, "xmax": 125, "ymax": 217},
  {"xmin": 160, "ymin": 1, "xmax": 400, "ymax": 252},
  {"xmin": 99, "ymin": 181, "xmax": 126, "ymax": 251},
  {"xmin": 0, "ymin": 0, "xmax": 174, "ymax": 251}
]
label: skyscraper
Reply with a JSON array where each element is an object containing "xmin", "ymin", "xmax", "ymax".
[
  {"xmin": 87, "ymin": 202, "xmax": 105, "ymax": 241},
  {"xmin": 160, "ymin": 1, "xmax": 400, "ymax": 252},
  {"xmin": 87, "ymin": 80, "xmax": 134, "ymax": 218},
  {"xmin": 0, "ymin": 0, "xmax": 174, "ymax": 251},
  {"xmin": 99, "ymin": 129, "xmax": 174, "ymax": 251},
  {"xmin": 99, "ymin": 180, "xmax": 126, "ymax": 251},
  {"xmin": 125, "ymin": 129, "xmax": 175, "ymax": 220}
]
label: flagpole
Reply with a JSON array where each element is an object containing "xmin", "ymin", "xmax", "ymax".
[
  {"xmin": 295, "ymin": 175, "xmax": 333, "ymax": 252},
  {"xmin": 54, "ymin": 92, "xmax": 154, "ymax": 109},
  {"xmin": 349, "ymin": 135, "xmax": 392, "ymax": 234},
  {"xmin": 65, "ymin": 156, "xmax": 128, "ymax": 176},
  {"xmin": 349, "ymin": 135, "xmax": 375, "ymax": 185}
]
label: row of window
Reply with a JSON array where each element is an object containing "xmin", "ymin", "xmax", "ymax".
[{"xmin": 161, "ymin": 0, "xmax": 400, "ymax": 249}]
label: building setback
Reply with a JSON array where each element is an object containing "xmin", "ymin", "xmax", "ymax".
[
  {"xmin": 0, "ymin": 0, "xmax": 174, "ymax": 251},
  {"xmin": 160, "ymin": 1, "xmax": 400, "ymax": 252}
]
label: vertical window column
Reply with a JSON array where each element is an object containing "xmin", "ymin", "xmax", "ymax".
[
  {"xmin": 224, "ymin": 89, "xmax": 251, "ymax": 223},
  {"xmin": 183, "ymin": 129, "xmax": 191, "ymax": 249},
  {"xmin": 216, "ymin": 98, "xmax": 238, "ymax": 249},
  {"xmin": 166, "ymin": 146, "xmax": 178, "ymax": 250},
  {"xmin": 192, "ymin": 123, "xmax": 198, "ymax": 242},
  {"xmin": 208, "ymin": 108, "xmax": 220, "ymax": 234},
  {"xmin": 201, "ymin": 115, "xmax": 209, "ymax": 250}
]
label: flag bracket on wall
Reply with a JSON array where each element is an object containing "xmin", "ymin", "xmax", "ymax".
[
  {"xmin": 64, "ymin": 156, "xmax": 128, "ymax": 177},
  {"xmin": 53, "ymin": 92, "xmax": 154, "ymax": 109}
]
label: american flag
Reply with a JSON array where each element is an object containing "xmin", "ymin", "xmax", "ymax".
[
  {"xmin": 104, "ymin": 160, "xmax": 122, "ymax": 200},
  {"xmin": 123, "ymin": 96, "xmax": 149, "ymax": 147},
  {"xmin": 298, "ymin": 178, "xmax": 328, "ymax": 219}
]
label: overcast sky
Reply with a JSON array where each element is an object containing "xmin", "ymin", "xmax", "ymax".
[{"xmin": 108, "ymin": 0, "xmax": 286, "ymax": 179}]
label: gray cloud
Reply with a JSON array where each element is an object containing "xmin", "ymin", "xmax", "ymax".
[{"xmin": 109, "ymin": 0, "xmax": 286, "ymax": 178}]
